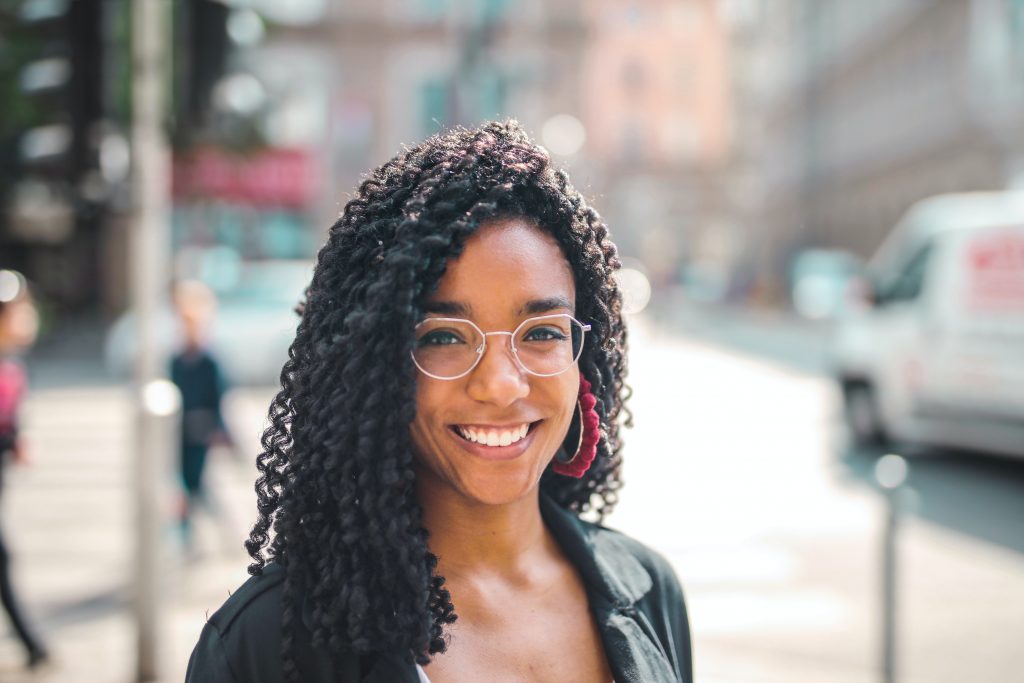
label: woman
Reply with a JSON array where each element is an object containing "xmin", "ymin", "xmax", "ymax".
[
  {"xmin": 186, "ymin": 121, "xmax": 691, "ymax": 682},
  {"xmin": 0, "ymin": 272, "xmax": 49, "ymax": 670}
]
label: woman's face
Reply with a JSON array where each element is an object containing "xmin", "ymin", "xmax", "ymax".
[{"xmin": 409, "ymin": 217, "xmax": 580, "ymax": 507}]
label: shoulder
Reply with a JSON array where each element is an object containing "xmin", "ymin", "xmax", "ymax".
[
  {"xmin": 616, "ymin": 530, "xmax": 683, "ymax": 600},
  {"xmin": 544, "ymin": 499, "xmax": 688, "ymax": 616},
  {"xmin": 210, "ymin": 563, "xmax": 286, "ymax": 633},
  {"xmin": 186, "ymin": 564, "xmax": 287, "ymax": 683},
  {"xmin": 187, "ymin": 564, "xmax": 380, "ymax": 682},
  {"xmin": 579, "ymin": 517, "xmax": 686, "ymax": 604}
]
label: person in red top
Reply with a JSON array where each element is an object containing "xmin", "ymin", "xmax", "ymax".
[{"xmin": 0, "ymin": 269, "xmax": 49, "ymax": 670}]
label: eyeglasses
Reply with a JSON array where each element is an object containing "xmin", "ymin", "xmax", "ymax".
[{"xmin": 411, "ymin": 313, "xmax": 592, "ymax": 380}]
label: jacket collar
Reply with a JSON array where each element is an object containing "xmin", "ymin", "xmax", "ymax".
[
  {"xmin": 539, "ymin": 493, "xmax": 653, "ymax": 607},
  {"xmin": 351, "ymin": 495, "xmax": 677, "ymax": 683}
]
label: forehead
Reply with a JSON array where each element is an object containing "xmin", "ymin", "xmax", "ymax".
[{"xmin": 428, "ymin": 217, "xmax": 575, "ymax": 314}]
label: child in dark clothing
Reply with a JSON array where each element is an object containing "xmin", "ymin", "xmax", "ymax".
[
  {"xmin": 0, "ymin": 270, "xmax": 48, "ymax": 669},
  {"xmin": 170, "ymin": 281, "xmax": 231, "ymax": 552}
]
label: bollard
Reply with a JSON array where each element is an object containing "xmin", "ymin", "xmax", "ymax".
[
  {"xmin": 135, "ymin": 380, "xmax": 180, "ymax": 681},
  {"xmin": 875, "ymin": 453, "xmax": 909, "ymax": 683}
]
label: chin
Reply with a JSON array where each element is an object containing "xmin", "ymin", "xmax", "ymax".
[
  {"xmin": 458, "ymin": 473, "xmax": 542, "ymax": 507},
  {"xmin": 417, "ymin": 455, "xmax": 547, "ymax": 508}
]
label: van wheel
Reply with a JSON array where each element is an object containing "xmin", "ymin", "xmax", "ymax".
[{"xmin": 843, "ymin": 381, "xmax": 886, "ymax": 447}]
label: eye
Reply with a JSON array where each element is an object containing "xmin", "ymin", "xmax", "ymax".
[
  {"xmin": 522, "ymin": 325, "xmax": 568, "ymax": 342},
  {"xmin": 417, "ymin": 329, "xmax": 466, "ymax": 347}
]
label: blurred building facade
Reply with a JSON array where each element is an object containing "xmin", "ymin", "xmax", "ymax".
[
  {"xmin": 729, "ymin": 0, "xmax": 1024, "ymax": 302},
  {"xmin": 3, "ymin": 0, "xmax": 736, "ymax": 325},
  {"xmin": 0, "ymin": 0, "xmax": 112, "ymax": 317},
  {"xmin": 582, "ymin": 0, "xmax": 733, "ymax": 290},
  {"xmin": 244, "ymin": 0, "xmax": 732, "ymax": 289},
  {"xmin": 1, "ymin": 0, "xmax": 238, "ymax": 319}
]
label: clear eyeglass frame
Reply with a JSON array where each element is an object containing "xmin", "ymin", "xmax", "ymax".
[{"xmin": 411, "ymin": 313, "xmax": 592, "ymax": 380}]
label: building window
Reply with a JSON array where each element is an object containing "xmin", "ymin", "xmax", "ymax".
[
  {"xmin": 420, "ymin": 77, "xmax": 452, "ymax": 136},
  {"xmin": 621, "ymin": 120, "xmax": 646, "ymax": 163},
  {"xmin": 622, "ymin": 58, "xmax": 646, "ymax": 92},
  {"xmin": 479, "ymin": 0, "xmax": 510, "ymax": 25},
  {"xmin": 477, "ymin": 70, "xmax": 506, "ymax": 120},
  {"xmin": 1012, "ymin": 0, "xmax": 1024, "ymax": 64},
  {"xmin": 415, "ymin": 0, "xmax": 450, "ymax": 22}
]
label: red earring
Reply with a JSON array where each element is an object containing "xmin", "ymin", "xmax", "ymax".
[{"xmin": 552, "ymin": 376, "xmax": 600, "ymax": 478}]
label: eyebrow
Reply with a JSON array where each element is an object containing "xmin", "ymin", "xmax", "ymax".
[
  {"xmin": 423, "ymin": 300, "xmax": 471, "ymax": 317},
  {"xmin": 519, "ymin": 296, "xmax": 574, "ymax": 316},
  {"xmin": 423, "ymin": 295, "xmax": 574, "ymax": 318}
]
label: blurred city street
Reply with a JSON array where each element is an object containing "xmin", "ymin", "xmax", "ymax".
[
  {"xmin": 0, "ymin": 361, "xmax": 261, "ymax": 683},
  {"xmin": 619, "ymin": 313, "xmax": 1024, "ymax": 683},
  {"xmin": 1, "ymin": 311, "xmax": 1022, "ymax": 682},
  {"xmin": 3, "ymin": 1, "xmax": 1024, "ymax": 682}
]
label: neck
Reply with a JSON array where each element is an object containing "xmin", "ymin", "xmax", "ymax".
[{"xmin": 417, "ymin": 482, "xmax": 550, "ymax": 580}]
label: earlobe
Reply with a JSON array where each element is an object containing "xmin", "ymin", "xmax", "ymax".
[{"xmin": 552, "ymin": 375, "xmax": 600, "ymax": 478}]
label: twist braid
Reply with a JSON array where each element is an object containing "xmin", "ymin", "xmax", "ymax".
[{"xmin": 244, "ymin": 121, "xmax": 630, "ymax": 678}]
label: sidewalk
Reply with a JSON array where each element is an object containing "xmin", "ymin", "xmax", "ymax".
[
  {"xmin": 647, "ymin": 291, "xmax": 834, "ymax": 377},
  {"xmin": 0, "ymin": 378, "xmax": 267, "ymax": 682}
]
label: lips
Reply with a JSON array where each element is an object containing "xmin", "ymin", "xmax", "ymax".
[
  {"xmin": 448, "ymin": 421, "xmax": 542, "ymax": 460},
  {"xmin": 454, "ymin": 423, "xmax": 530, "ymax": 446}
]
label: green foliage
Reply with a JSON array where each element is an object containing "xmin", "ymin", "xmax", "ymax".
[{"xmin": 0, "ymin": 14, "xmax": 52, "ymax": 141}]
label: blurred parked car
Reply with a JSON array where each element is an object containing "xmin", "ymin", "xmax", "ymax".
[
  {"xmin": 789, "ymin": 248, "xmax": 863, "ymax": 320},
  {"xmin": 105, "ymin": 259, "xmax": 312, "ymax": 386},
  {"xmin": 832, "ymin": 192, "xmax": 1024, "ymax": 458}
]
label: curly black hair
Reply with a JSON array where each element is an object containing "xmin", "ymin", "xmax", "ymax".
[{"xmin": 245, "ymin": 120, "xmax": 630, "ymax": 679}]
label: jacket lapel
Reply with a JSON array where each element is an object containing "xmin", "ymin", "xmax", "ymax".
[
  {"xmin": 594, "ymin": 601, "xmax": 681, "ymax": 682},
  {"xmin": 541, "ymin": 495, "xmax": 680, "ymax": 683}
]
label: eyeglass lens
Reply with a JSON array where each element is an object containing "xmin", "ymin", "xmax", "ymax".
[{"xmin": 413, "ymin": 316, "xmax": 585, "ymax": 378}]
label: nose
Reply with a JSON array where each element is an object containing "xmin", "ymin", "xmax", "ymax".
[{"xmin": 466, "ymin": 332, "xmax": 529, "ymax": 406}]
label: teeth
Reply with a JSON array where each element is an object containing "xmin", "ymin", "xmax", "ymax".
[{"xmin": 456, "ymin": 423, "xmax": 531, "ymax": 447}]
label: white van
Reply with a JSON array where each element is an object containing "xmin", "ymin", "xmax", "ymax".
[{"xmin": 832, "ymin": 191, "xmax": 1024, "ymax": 458}]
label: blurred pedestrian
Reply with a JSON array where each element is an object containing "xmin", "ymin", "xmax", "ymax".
[
  {"xmin": 170, "ymin": 280, "xmax": 232, "ymax": 555},
  {"xmin": 0, "ymin": 270, "xmax": 49, "ymax": 670}
]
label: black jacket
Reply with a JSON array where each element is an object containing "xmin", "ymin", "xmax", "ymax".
[{"xmin": 186, "ymin": 495, "xmax": 692, "ymax": 682}]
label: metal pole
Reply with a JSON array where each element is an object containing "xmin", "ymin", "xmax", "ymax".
[
  {"xmin": 881, "ymin": 488, "xmax": 898, "ymax": 683},
  {"xmin": 875, "ymin": 453, "xmax": 909, "ymax": 683},
  {"xmin": 131, "ymin": 1, "xmax": 174, "ymax": 680},
  {"xmin": 134, "ymin": 380, "xmax": 180, "ymax": 681}
]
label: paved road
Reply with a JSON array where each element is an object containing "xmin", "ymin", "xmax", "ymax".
[
  {"xmin": 619, "ymin": 315, "xmax": 1024, "ymax": 683},
  {"xmin": 1, "ymin": 310, "xmax": 1021, "ymax": 682}
]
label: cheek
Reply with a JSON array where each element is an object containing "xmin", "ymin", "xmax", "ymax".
[
  {"xmin": 409, "ymin": 379, "xmax": 484, "ymax": 464},
  {"xmin": 409, "ymin": 385, "xmax": 442, "ymax": 452}
]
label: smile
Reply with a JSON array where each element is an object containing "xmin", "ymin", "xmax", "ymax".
[{"xmin": 453, "ymin": 423, "xmax": 532, "ymax": 447}]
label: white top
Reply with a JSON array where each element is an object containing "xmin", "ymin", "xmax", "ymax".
[{"xmin": 415, "ymin": 663, "xmax": 613, "ymax": 682}]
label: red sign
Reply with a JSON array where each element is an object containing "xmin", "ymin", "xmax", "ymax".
[
  {"xmin": 965, "ymin": 230, "xmax": 1024, "ymax": 311},
  {"xmin": 173, "ymin": 147, "xmax": 317, "ymax": 208}
]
